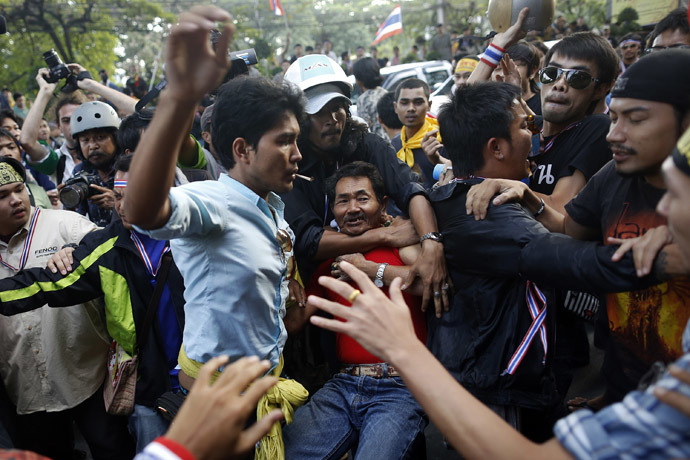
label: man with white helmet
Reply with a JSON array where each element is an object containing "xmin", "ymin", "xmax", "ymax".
[
  {"xmin": 283, "ymin": 55, "xmax": 451, "ymax": 316},
  {"xmin": 68, "ymin": 101, "xmax": 121, "ymax": 226}
]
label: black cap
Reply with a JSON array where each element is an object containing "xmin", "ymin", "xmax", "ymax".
[{"xmin": 611, "ymin": 49, "xmax": 690, "ymax": 113}]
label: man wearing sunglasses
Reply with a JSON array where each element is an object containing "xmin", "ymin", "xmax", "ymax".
[
  {"xmin": 618, "ymin": 33, "xmax": 642, "ymax": 73},
  {"xmin": 468, "ymin": 50, "xmax": 690, "ymax": 414},
  {"xmin": 644, "ymin": 7, "xmax": 690, "ymax": 55}
]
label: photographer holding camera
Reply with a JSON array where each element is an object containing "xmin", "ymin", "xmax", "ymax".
[
  {"xmin": 64, "ymin": 101, "xmax": 121, "ymax": 226},
  {"xmin": 20, "ymin": 52, "xmax": 136, "ymax": 189}
]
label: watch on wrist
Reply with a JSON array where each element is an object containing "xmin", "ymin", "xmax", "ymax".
[
  {"xmin": 420, "ymin": 232, "xmax": 443, "ymax": 244},
  {"xmin": 374, "ymin": 263, "xmax": 389, "ymax": 288}
]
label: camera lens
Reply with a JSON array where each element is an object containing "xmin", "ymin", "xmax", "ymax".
[
  {"xmin": 42, "ymin": 49, "xmax": 63, "ymax": 68},
  {"xmin": 59, "ymin": 184, "xmax": 87, "ymax": 209}
]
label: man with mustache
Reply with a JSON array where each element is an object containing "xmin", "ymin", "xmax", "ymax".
[
  {"xmin": 470, "ymin": 50, "xmax": 690, "ymax": 412},
  {"xmin": 68, "ymin": 101, "xmax": 121, "ymax": 226},
  {"xmin": 282, "ymin": 161, "xmax": 427, "ymax": 459},
  {"xmin": 283, "ymin": 55, "xmax": 450, "ymax": 317},
  {"xmin": 0, "ymin": 157, "xmax": 133, "ymax": 458}
]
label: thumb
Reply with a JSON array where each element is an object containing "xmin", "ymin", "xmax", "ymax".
[{"xmin": 401, "ymin": 270, "xmax": 416, "ymax": 291}]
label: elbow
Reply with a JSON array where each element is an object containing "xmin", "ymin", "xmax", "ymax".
[{"xmin": 19, "ymin": 131, "xmax": 34, "ymax": 147}]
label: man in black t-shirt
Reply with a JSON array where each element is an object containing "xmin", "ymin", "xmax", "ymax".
[
  {"xmin": 465, "ymin": 32, "xmax": 620, "ymax": 214},
  {"xmin": 472, "ymin": 50, "xmax": 690, "ymax": 410}
]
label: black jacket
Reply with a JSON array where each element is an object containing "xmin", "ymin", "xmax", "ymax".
[
  {"xmin": 282, "ymin": 123, "xmax": 427, "ymax": 280},
  {"xmin": 0, "ymin": 221, "xmax": 186, "ymax": 407},
  {"xmin": 428, "ymin": 180, "xmax": 656, "ymax": 409}
]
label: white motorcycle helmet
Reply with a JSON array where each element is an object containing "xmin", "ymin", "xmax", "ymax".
[
  {"xmin": 70, "ymin": 101, "xmax": 120, "ymax": 138},
  {"xmin": 284, "ymin": 55, "xmax": 353, "ymax": 114}
]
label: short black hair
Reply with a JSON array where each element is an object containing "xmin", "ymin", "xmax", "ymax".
[
  {"xmin": 376, "ymin": 91, "xmax": 403, "ymax": 130},
  {"xmin": 305, "ymin": 46, "xmax": 314, "ymax": 52},
  {"xmin": 12, "ymin": 92, "xmax": 23, "ymax": 101},
  {"xmin": 648, "ymin": 8, "xmax": 689, "ymax": 47},
  {"xmin": 545, "ymin": 32, "xmax": 620, "ymax": 86},
  {"xmin": 0, "ymin": 156, "xmax": 27, "ymax": 182},
  {"xmin": 325, "ymin": 161, "xmax": 386, "ymax": 207},
  {"xmin": 352, "ymin": 57, "xmax": 383, "ymax": 90},
  {"xmin": 114, "ymin": 153, "xmax": 133, "ymax": 173},
  {"xmin": 0, "ymin": 128, "xmax": 20, "ymax": 146},
  {"xmin": 211, "ymin": 76, "xmax": 305, "ymax": 170},
  {"xmin": 117, "ymin": 109, "xmax": 154, "ymax": 154},
  {"xmin": 0, "ymin": 110, "xmax": 20, "ymax": 126},
  {"xmin": 394, "ymin": 78, "xmax": 430, "ymax": 101},
  {"xmin": 438, "ymin": 82, "xmax": 520, "ymax": 178}
]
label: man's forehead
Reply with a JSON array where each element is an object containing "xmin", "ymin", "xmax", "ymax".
[
  {"xmin": 398, "ymin": 87, "xmax": 427, "ymax": 100},
  {"xmin": 609, "ymin": 97, "xmax": 676, "ymax": 116},
  {"xmin": 548, "ymin": 53, "xmax": 597, "ymax": 73},
  {"xmin": 336, "ymin": 176, "xmax": 374, "ymax": 193},
  {"xmin": 653, "ymin": 28, "xmax": 690, "ymax": 47},
  {"xmin": 59, "ymin": 104, "xmax": 79, "ymax": 118}
]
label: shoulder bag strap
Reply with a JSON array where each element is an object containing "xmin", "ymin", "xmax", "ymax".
[{"xmin": 136, "ymin": 252, "xmax": 174, "ymax": 354}]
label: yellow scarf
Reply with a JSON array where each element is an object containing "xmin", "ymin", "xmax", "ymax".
[
  {"xmin": 177, "ymin": 346, "xmax": 308, "ymax": 460},
  {"xmin": 396, "ymin": 117, "xmax": 441, "ymax": 168}
]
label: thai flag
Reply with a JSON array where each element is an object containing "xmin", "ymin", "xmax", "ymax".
[
  {"xmin": 269, "ymin": 0, "xmax": 284, "ymax": 16},
  {"xmin": 372, "ymin": 5, "xmax": 402, "ymax": 46}
]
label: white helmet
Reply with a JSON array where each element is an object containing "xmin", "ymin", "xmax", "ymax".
[
  {"xmin": 284, "ymin": 55, "xmax": 353, "ymax": 114},
  {"xmin": 70, "ymin": 101, "xmax": 120, "ymax": 138}
]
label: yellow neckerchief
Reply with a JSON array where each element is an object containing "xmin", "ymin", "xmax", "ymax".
[
  {"xmin": 177, "ymin": 347, "xmax": 308, "ymax": 460},
  {"xmin": 255, "ymin": 354, "xmax": 309, "ymax": 460},
  {"xmin": 396, "ymin": 117, "xmax": 441, "ymax": 168}
]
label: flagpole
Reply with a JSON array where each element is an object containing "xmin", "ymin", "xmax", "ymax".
[{"xmin": 401, "ymin": 3, "xmax": 406, "ymax": 62}]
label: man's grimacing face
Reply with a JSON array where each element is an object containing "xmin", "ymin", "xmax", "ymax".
[{"xmin": 332, "ymin": 176, "xmax": 386, "ymax": 236}]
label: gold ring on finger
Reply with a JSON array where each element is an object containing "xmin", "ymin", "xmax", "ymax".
[{"xmin": 348, "ymin": 289, "xmax": 361, "ymax": 303}]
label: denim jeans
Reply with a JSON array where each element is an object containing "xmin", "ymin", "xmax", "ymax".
[
  {"xmin": 283, "ymin": 373, "xmax": 428, "ymax": 460},
  {"xmin": 128, "ymin": 404, "xmax": 170, "ymax": 453}
]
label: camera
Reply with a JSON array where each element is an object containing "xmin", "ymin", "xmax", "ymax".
[
  {"xmin": 42, "ymin": 49, "xmax": 79, "ymax": 92},
  {"xmin": 59, "ymin": 172, "xmax": 101, "ymax": 209}
]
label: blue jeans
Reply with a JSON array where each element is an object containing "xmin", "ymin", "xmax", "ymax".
[
  {"xmin": 283, "ymin": 373, "xmax": 428, "ymax": 460},
  {"xmin": 128, "ymin": 404, "xmax": 170, "ymax": 453}
]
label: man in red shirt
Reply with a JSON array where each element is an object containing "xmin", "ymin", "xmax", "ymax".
[{"xmin": 283, "ymin": 161, "xmax": 428, "ymax": 459}]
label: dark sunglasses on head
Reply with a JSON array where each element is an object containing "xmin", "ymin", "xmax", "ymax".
[
  {"xmin": 538, "ymin": 66, "xmax": 599, "ymax": 90},
  {"xmin": 643, "ymin": 44, "xmax": 690, "ymax": 55}
]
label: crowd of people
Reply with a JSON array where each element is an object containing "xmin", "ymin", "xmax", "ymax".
[{"xmin": 0, "ymin": 4, "xmax": 689, "ymax": 460}]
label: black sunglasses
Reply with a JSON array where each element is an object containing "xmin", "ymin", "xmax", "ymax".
[
  {"xmin": 643, "ymin": 44, "xmax": 690, "ymax": 55},
  {"xmin": 538, "ymin": 66, "xmax": 599, "ymax": 90}
]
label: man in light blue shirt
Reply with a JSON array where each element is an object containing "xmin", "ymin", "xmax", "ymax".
[{"xmin": 121, "ymin": 14, "xmax": 306, "ymax": 383}]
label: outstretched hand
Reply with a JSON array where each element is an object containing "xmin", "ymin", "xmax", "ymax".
[
  {"xmin": 164, "ymin": 355, "xmax": 283, "ymax": 460},
  {"xmin": 165, "ymin": 6, "xmax": 235, "ymax": 103},
  {"xmin": 309, "ymin": 260, "xmax": 419, "ymax": 363}
]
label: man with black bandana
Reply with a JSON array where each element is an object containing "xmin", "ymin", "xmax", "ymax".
[
  {"xmin": 473, "ymin": 50, "xmax": 690, "ymax": 411},
  {"xmin": 0, "ymin": 157, "xmax": 133, "ymax": 459},
  {"xmin": 282, "ymin": 54, "xmax": 451, "ymax": 315}
]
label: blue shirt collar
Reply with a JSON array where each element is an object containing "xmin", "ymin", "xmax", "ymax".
[{"xmin": 219, "ymin": 174, "xmax": 285, "ymax": 219}]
